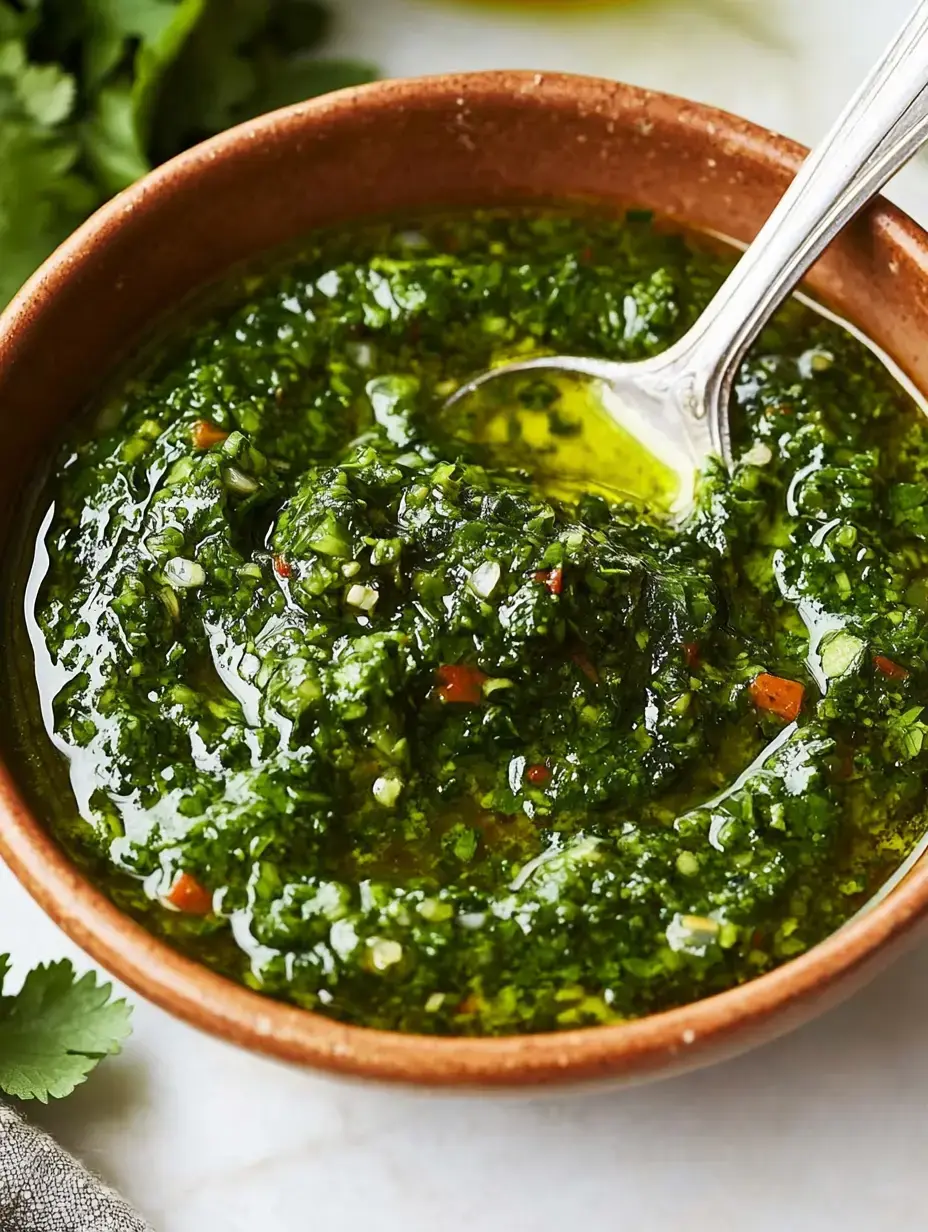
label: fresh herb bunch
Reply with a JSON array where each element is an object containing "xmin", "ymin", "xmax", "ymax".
[
  {"xmin": 0, "ymin": 956, "xmax": 131, "ymax": 1102},
  {"xmin": 0, "ymin": 0, "xmax": 376, "ymax": 306}
]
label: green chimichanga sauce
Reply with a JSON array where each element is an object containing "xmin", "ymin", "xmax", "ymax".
[{"xmin": 9, "ymin": 210, "xmax": 928, "ymax": 1035}]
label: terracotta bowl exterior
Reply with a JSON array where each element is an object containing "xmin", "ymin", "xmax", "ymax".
[{"xmin": 2, "ymin": 72, "xmax": 928, "ymax": 1089}]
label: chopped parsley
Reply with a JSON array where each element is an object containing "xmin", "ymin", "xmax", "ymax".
[{"xmin": 8, "ymin": 210, "xmax": 928, "ymax": 1035}]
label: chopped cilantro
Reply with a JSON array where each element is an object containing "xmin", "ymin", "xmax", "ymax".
[{"xmin": 9, "ymin": 209, "xmax": 928, "ymax": 1036}]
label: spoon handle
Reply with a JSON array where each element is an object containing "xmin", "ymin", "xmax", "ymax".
[{"xmin": 683, "ymin": 0, "xmax": 928, "ymax": 461}]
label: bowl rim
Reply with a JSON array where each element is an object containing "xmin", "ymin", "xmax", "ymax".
[{"xmin": 4, "ymin": 69, "xmax": 928, "ymax": 1088}]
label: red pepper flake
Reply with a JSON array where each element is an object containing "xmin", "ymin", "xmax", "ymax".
[
  {"xmin": 874, "ymin": 654, "xmax": 909, "ymax": 681},
  {"xmin": 436, "ymin": 664, "xmax": 488, "ymax": 704},
  {"xmin": 749, "ymin": 672, "xmax": 805, "ymax": 723},
  {"xmin": 166, "ymin": 872, "xmax": 213, "ymax": 915},
  {"xmin": 457, "ymin": 993, "xmax": 480, "ymax": 1014},
  {"xmin": 533, "ymin": 566, "xmax": 563, "ymax": 596},
  {"xmin": 525, "ymin": 763, "xmax": 552, "ymax": 786},
  {"xmin": 191, "ymin": 419, "xmax": 228, "ymax": 450},
  {"xmin": 571, "ymin": 649, "xmax": 599, "ymax": 684},
  {"xmin": 273, "ymin": 554, "xmax": 293, "ymax": 579},
  {"xmin": 683, "ymin": 641, "xmax": 700, "ymax": 669},
  {"xmin": 579, "ymin": 245, "xmax": 594, "ymax": 264}
]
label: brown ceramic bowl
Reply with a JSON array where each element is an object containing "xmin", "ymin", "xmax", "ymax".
[{"xmin": 2, "ymin": 72, "xmax": 928, "ymax": 1089}]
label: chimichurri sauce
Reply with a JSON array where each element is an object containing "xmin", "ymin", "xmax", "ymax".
[{"xmin": 10, "ymin": 210, "xmax": 928, "ymax": 1035}]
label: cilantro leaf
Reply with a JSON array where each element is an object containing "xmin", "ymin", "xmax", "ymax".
[
  {"xmin": 82, "ymin": 81, "xmax": 151, "ymax": 194},
  {"xmin": 17, "ymin": 59, "xmax": 76, "ymax": 125},
  {"xmin": 0, "ymin": 959, "xmax": 132, "ymax": 1103},
  {"xmin": 0, "ymin": 62, "xmax": 99, "ymax": 303},
  {"xmin": 145, "ymin": 0, "xmax": 268, "ymax": 158},
  {"xmin": 231, "ymin": 56, "xmax": 377, "ymax": 126},
  {"xmin": 80, "ymin": 0, "xmax": 183, "ymax": 88},
  {"xmin": 145, "ymin": 0, "xmax": 375, "ymax": 161},
  {"xmin": 131, "ymin": 0, "xmax": 208, "ymax": 154}
]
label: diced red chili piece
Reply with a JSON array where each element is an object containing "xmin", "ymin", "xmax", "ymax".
[
  {"xmin": 546, "ymin": 566, "xmax": 564, "ymax": 595},
  {"xmin": 166, "ymin": 872, "xmax": 213, "ymax": 915},
  {"xmin": 273, "ymin": 554, "xmax": 293, "ymax": 579},
  {"xmin": 683, "ymin": 641, "xmax": 700, "ymax": 669},
  {"xmin": 874, "ymin": 654, "xmax": 909, "ymax": 681},
  {"xmin": 525, "ymin": 763, "xmax": 552, "ymax": 786},
  {"xmin": 436, "ymin": 664, "xmax": 487, "ymax": 704},
  {"xmin": 534, "ymin": 566, "xmax": 564, "ymax": 596},
  {"xmin": 749, "ymin": 673, "xmax": 805, "ymax": 722},
  {"xmin": 571, "ymin": 650, "xmax": 599, "ymax": 683},
  {"xmin": 191, "ymin": 419, "xmax": 228, "ymax": 450}
]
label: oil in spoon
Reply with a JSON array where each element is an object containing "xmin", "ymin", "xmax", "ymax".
[{"xmin": 441, "ymin": 369, "xmax": 681, "ymax": 513}]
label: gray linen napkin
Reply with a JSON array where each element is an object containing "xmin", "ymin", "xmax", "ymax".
[{"xmin": 0, "ymin": 1105, "xmax": 151, "ymax": 1232}]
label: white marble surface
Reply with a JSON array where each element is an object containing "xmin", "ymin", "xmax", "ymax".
[{"xmin": 7, "ymin": 2, "xmax": 928, "ymax": 1228}]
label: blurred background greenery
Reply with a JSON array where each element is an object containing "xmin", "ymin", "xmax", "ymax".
[
  {"xmin": 0, "ymin": 0, "xmax": 922, "ymax": 310},
  {"xmin": 0, "ymin": 0, "xmax": 375, "ymax": 306}
]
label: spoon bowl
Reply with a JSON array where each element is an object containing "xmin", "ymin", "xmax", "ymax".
[{"xmin": 444, "ymin": 349, "xmax": 719, "ymax": 514}]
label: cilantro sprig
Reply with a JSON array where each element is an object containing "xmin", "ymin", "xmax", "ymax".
[
  {"xmin": 0, "ymin": 956, "xmax": 132, "ymax": 1102},
  {"xmin": 0, "ymin": 0, "xmax": 376, "ymax": 306}
]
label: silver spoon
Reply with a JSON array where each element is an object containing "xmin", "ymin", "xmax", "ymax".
[{"xmin": 446, "ymin": 1, "xmax": 928, "ymax": 510}]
